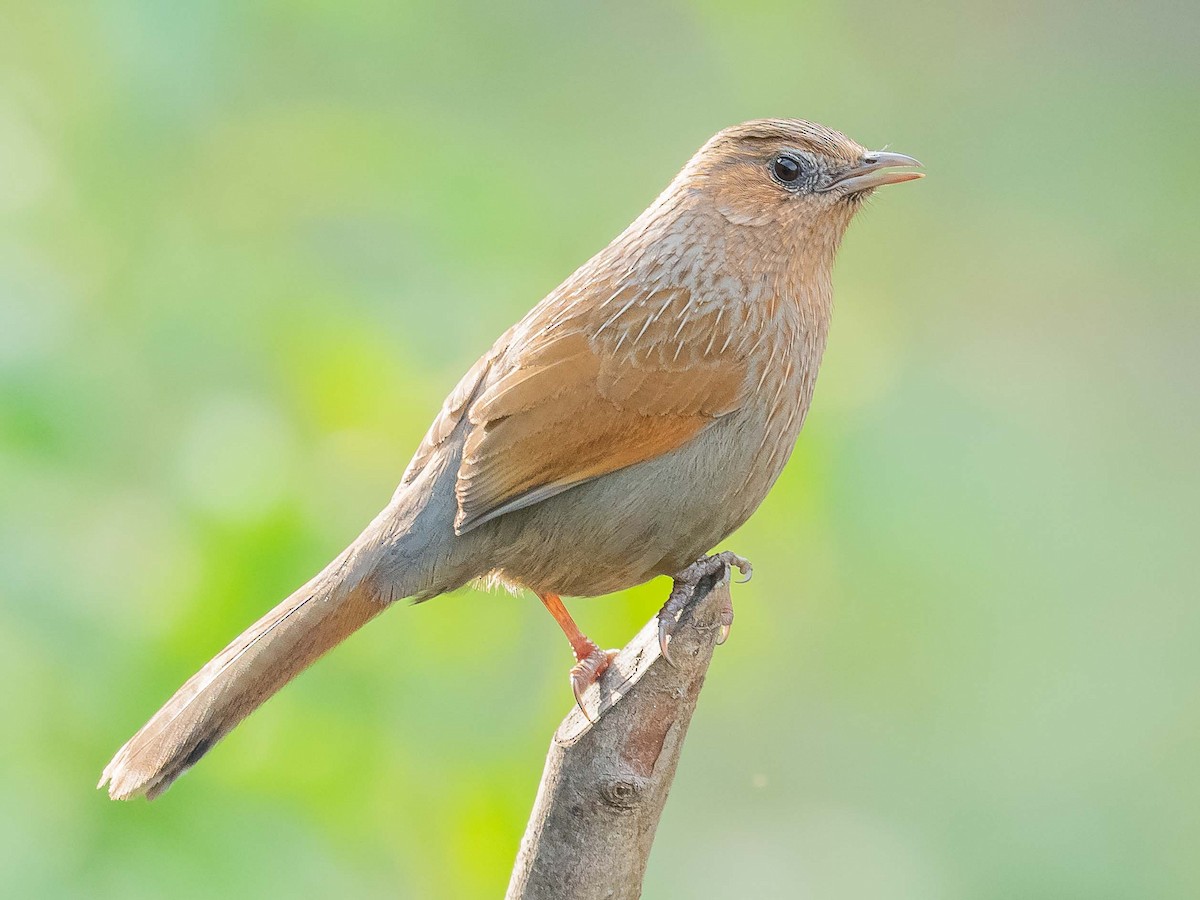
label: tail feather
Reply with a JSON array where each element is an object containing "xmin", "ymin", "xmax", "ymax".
[
  {"xmin": 101, "ymin": 422, "xmax": 479, "ymax": 801},
  {"xmin": 99, "ymin": 555, "xmax": 386, "ymax": 800}
]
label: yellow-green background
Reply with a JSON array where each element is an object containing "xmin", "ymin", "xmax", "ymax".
[{"xmin": 2, "ymin": 1, "xmax": 1197, "ymax": 897}]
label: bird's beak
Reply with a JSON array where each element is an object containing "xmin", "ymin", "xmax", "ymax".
[{"xmin": 823, "ymin": 151, "xmax": 924, "ymax": 194}]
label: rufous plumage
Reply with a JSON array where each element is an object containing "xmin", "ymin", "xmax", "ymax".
[{"xmin": 101, "ymin": 119, "xmax": 922, "ymax": 800}]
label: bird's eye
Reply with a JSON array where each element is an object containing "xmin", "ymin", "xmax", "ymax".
[{"xmin": 772, "ymin": 154, "xmax": 803, "ymax": 184}]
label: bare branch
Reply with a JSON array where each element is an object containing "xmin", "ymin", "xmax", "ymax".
[{"xmin": 507, "ymin": 567, "xmax": 732, "ymax": 900}]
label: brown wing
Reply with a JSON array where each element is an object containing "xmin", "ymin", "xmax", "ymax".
[
  {"xmin": 401, "ymin": 328, "xmax": 512, "ymax": 486},
  {"xmin": 453, "ymin": 284, "xmax": 754, "ymax": 534}
]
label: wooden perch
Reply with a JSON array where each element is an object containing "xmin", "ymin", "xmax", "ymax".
[{"xmin": 506, "ymin": 563, "xmax": 736, "ymax": 900}]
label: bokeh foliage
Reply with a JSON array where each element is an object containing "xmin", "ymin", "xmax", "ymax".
[{"xmin": 1, "ymin": 1, "xmax": 1198, "ymax": 897}]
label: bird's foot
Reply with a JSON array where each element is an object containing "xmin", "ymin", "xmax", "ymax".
[
  {"xmin": 570, "ymin": 644, "xmax": 619, "ymax": 721},
  {"xmin": 658, "ymin": 551, "xmax": 752, "ymax": 665}
]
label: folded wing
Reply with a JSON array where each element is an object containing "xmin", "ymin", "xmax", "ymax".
[{"xmin": 454, "ymin": 284, "xmax": 753, "ymax": 533}]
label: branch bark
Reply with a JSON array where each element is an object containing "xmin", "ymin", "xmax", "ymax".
[{"xmin": 506, "ymin": 567, "xmax": 732, "ymax": 900}]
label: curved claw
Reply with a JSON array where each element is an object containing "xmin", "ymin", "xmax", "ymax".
[
  {"xmin": 727, "ymin": 554, "xmax": 753, "ymax": 584},
  {"xmin": 569, "ymin": 646, "xmax": 615, "ymax": 723},
  {"xmin": 717, "ymin": 623, "xmax": 731, "ymax": 645},
  {"xmin": 658, "ymin": 615, "xmax": 676, "ymax": 666},
  {"xmin": 571, "ymin": 673, "xmax": 594, "ymax": 724}
]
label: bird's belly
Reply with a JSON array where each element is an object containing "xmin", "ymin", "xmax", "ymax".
[{"xmin": 485, "ymin": 396, "xmax": 805, "ymax": 597}]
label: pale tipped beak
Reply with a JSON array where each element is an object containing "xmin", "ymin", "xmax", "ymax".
[{"xmin": 823, "ymin": 151, "xmax": 924, "ymax": 194}]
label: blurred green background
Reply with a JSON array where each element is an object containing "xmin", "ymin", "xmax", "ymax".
[{"xmin": 2, "ymin": 1, "xmax": 1197, "ymax": 897}]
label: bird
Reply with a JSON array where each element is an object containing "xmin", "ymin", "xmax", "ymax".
[{"xmin": 99, "ymin": 118, "xmax": 922, "ymax": 800}]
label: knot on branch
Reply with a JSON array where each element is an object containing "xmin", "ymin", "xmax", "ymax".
[
  {"xmin": 599, "ymin": 774, "xmax": 648, "ymax": 810},
  {"xmin": 508, "ymin": 558, "xmax": 745, "ymax": 900}
]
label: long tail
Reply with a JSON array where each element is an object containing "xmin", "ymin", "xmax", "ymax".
[
  {"xmin": 100, "ymin": 541, "xmax": 390, "ymax": 800},
  {"xmin": 100, "ymin": 399, "xmax": 486, "ymax": 801}
]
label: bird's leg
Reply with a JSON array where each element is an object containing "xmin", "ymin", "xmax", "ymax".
[
  {"xmin": 537, "ymin": 592, "xmax": 617, "ymax": 717},
  {"xmin": 658, "ymin": 551, "xmax": 753, "ymax": 665}
]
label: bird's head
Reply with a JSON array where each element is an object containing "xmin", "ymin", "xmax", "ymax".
[{"xmin": 678, "ymin": 118, "xmax": 922, "ymax": 238}]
